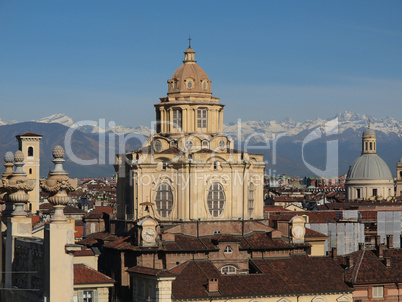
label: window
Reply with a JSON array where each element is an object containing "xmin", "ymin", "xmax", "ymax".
[
  {"xmin": 77, "ymin": 290, "xmax": 98, "ymax": 302},
  {"xmin": 202, "ymin": 140, "xmax": 209, "ymax": 149},
  {"xmin": 370, "ymin": 142, "xmax": 373, "ymax": 150},
  {"xmin": 356, "ymin": 188, "xmax": 361, "ymax": 199},
  {"xmin": 29, "ymin": 168, "xmax": 32, "ymax": 175},
  {"xmin": 197, "ymin": 108, "xmax": 207, "ymax": 128},
  {"xmin": 27, "ymin": 146, "xmax": 33, "ymax": 157},
  {"xmin": 372, "ymin": 286, "xmax": 383, "ymax": 298},
  {"xmin": 207, "ymin": 182, "xmax": 225, "ymax": 217},
  {"xmin": 213, "ymin": 230, "xmax": 221, "ymax": 235},
  {"xmin": 155, "ymin": 183, "xmax": 173, "ymax": 218},
  {"xmin": 372, "ymin": 188, "xmax": 377, "ymax": 196},
  {"xmin": 185, "ymin": 140, "xmax": 193, "ymax": 151},
  {"xmin": 202, "ymin": 81, "xmax": 207, "ymax": 90},
  {"xmin": 174, "ymin": 81, "xmax": 178, "ymax": 89},
  {"xmin": 187, "ymin": 80, "xmax": 193, "ymax": 89},
  {"xmin": 162, "ymin": 162, "xmax": 167, "ymax": 171},
  {"xmin": 248, "ymin": 183, "xmax": 254, "ymax": 215},
  {"xmin": 154, "ymin": 140, "xmax": 162, "ymax": 152},
  {"xmin": 221, "ymin": 265, "xmax": 236, "ymax": 275},
  {"xmin": 213, "ymin": 161, "xmax": 218, "ymax": 170},
  {"xmin": 224, "ymin": 246, "xmax": 233, "ymax": 254},
  {"xmin": 173, "ymin": 109, "xmax": 182, "ymax": 129}
]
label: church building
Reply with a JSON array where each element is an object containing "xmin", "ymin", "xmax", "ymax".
[
  {"xmin": 115, "ymin": 45, "xmax": 266, "ymax": 223},
  {"xmin": 345, "ymin": 126, "xmax": 394, "ymax": 201}
]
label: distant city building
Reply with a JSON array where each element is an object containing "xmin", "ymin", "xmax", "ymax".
[{"xmin": 345, "ymin": 126, "xmax": 394, "ymax": 201}]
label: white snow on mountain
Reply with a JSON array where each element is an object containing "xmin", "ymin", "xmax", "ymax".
[{"xmin": 1, "ymin": 111, "xmax": 401, "ymax": 141}]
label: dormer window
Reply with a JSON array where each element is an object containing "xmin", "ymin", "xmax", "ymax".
[
  {"xmin": 187, "ymin": 80, "xmax": 193, "ymax": 89},
  {"xmin": 202, "ymin": 81, "xmax": 207, "ymax": 90},
  {"xmin": 174, "ymin": 81, "xmax": 178, "ymax": 90},
  {"xmin": 224, "ymin": 246, "xmax": 233, "ymax": 254}
]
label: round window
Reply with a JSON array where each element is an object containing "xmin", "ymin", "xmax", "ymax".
[
  {"xmin": 185, "ymin": 140, "xmax": 193, "ymax": 151},
  {"xmin": 154, "ymin": 140, "xmax": 162, "ymax": 152},
  {"xmin": 187, "ymin": 81, "xmax": 193, "ymax": 89},
  {"xmin": 219, "ymin": 140, "xmax": 226, "ymax": 150}
]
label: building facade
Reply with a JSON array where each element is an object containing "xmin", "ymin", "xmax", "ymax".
[{"xmin": 115, "ymin": 46, "xmax": 265, "ymax": 222}]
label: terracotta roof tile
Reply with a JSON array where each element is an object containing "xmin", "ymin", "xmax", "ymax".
[
  {"xmin": 74, "ymin": 264, "xmax": 114, "ymax": 284},
  {"xmin": 127, "ymin": 266, "xmax": 176, "ymax": 277}
]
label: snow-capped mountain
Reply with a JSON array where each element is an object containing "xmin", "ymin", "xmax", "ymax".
[{"xmin": 1, "ymin": 111, "xmax": 401, "ymax": 141}]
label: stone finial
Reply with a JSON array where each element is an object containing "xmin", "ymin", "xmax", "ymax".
[
  {"xmin": 40, "ymin": 146, "xmax": 76, "ymax": 222},
  {"xmin": 1, "ymin": 151, "xmax": 35, "ymax": 216},
  {"xmin": 4, "ymin": 151, "xmax": 14, "ymax": 163}
]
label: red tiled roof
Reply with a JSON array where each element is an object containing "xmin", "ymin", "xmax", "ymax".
[
  {"xmin": 74, "ymin": 248, "xmax": 95, "ymax": 256},
  {"xmin": 78, "ymin": 232, "xmax": 119, "ymax": 246},
  {"xmin": 74, "ymin": 264, "xmax": 114, "ymax": 284},
  {"xmin": 16, "ymin": 132, "xmax": 42, "ymax": 137},
  {"xmin": 127, "ymin": 266, "xmax": 176, "ymax": 277},
  {"xmin": 93, "ymin": 205, "xmax": 114, "ymax": 215},
  {"xmin": 305, "ymin": 227, "xmax": 327, "ymax": 238},
  {"xmin": 172, "ymin": 257, "xmax": 351, "ymax": 299},
  {"xmin": 342, "ymin": 249, "xmax": 397, "ymax": 285}
]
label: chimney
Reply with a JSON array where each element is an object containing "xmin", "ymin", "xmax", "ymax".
[
  {"xmin": 387, "ymin": 235, "xmax": 394, "ymax": 249},
  {"xmin": 378, "ymin": 244, "xmax": 384, "ymax": 259},
  {"xmin": 347, "ymin": 256, "xmax": 354, "ymax": 268},
  {"xmin": 375, "ymin": 235, "xmax": 382, "ymax": 247},
  {"xmin": 208, "ymin": 278, "xmax": 219, "ymax": 293},
  {"xmin": 359, "ymin": 243, "xmax": 364, "ymax": 250},
  {"xmin": 331, "ymin": 247, "xmax": 337, "ymax": 258},
  {"xmin": 385, "ymin": 257, "xmax": 391, "ymax": 267}
]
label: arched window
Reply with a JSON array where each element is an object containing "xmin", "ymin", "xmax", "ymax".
[
  {"xmin": 224, "ymin": 246, "xmax": 233, "ymax": 254},
  {"xmin": 173, "ymin": 109, "xmax": 182, "ymax": 129},
  {"xmin": 221, "ymin": 265, "xmax": 236, "ymax": 275},
  {"xmin": 202, "ymin": 140, "xmax": 209, "ymax": 149},
  {"xmin": 28, "ymin": 146, "xmax": 34, "ymax": 157},
  {"xmin": 370, "ymin": 142, "xmax": 372, "ymax": 150},
  {"xmin": 29, "ymin": 168, "xmax": 32, "ymax": 175},
  {"xmin": 248, "ymin": 183, "xmax": 254, "ymax": 215},
  {"xmin": 155, "ymin": 183, "xmax": 173, "ymax": 218},
  {"xmin": 207, "ymin": 182, "xmax": 225, "ymax": 217}
]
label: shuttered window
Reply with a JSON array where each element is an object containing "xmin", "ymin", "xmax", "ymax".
[
  {"xmin": 155, "ymin": 183, "xmax": 173, "ymax": 218},
  {"xmin": 173, "ymin": 109, "xmax": 182, "ymax": 129},
  {"xmin": 248, "ymin": 183, "xmax": 254, "ymax": 215},
  {"xmin": 207, "ymin": 183, "xmax": 225, "ymax": 217},
  {"xmin": 197, "ymin": 108, "xmax": 207, "ymax": 128}
]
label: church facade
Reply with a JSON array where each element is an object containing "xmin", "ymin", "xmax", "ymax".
[{"xmin": 115, "ymin": 46, "xmax": 265, "ymax": 223}]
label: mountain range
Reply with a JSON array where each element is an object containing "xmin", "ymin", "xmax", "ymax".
[{"xmin": 0, "ymin": 111, "xmax": 401, "ymax": 178}]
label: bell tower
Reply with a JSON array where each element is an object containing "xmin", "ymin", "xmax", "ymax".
[
  {"xmin": 16, "ymin": 132, "xmax": 42, "ymax": 213},
  {"xmin": 361, "ymin": 125, "xmax": 376, "ymax": 154},
  {"xmin": 396, "ymin": 158, "xmax": 402, "ymax": 197}
]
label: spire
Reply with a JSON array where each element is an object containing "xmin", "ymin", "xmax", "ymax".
[{"xmin": 183, "ymin": 37, "xmax": 196, "ymax": 63}]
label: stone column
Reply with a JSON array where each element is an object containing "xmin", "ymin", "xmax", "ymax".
[
  {"xmin": 41, "ymin": 146, "xmax": 78, "ymax": 302},
  {"xmin": 1, "ymin": 151, "xmax": 35, "ymax": 289}
]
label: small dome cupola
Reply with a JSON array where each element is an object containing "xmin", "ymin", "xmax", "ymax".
[
  {"xmin": 362, "ymin": 124, "xmax": 376, "ymax": 154},
  {"xmin": 167, "ymin": 42, "xmax": 212, "ymax": 97},
  {"xmin": 183, "ymin": 47, "xmax": 196, "ymax": 64}
]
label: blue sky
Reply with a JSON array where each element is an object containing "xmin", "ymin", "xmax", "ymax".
[{"xmin": 1, "ymin": 0, "xmax": 401, "ymax": 127}]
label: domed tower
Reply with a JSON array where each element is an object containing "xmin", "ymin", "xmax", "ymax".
[
  {"xmin": 345, "ymin": 126, "xmax": 394, "ymax": 201},
  {"xmin": 155, "ymin": 46, "xmax": 224, "ymax": 137},
  {"xmin": 115, "ymin": 45, "xmax": 266, "ymax": 223}
]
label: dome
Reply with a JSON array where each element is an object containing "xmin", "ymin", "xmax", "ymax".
[
  {"xmin": 363, "ymin": 128, "xmax": 376, "ymax": 136},
  {"xmin": 347, "ymin": 154, "xmax": 392, "ymax": 180},
  {"xmin": 167, "ymin": 47, "xmax": 212, "ymax": 95}
]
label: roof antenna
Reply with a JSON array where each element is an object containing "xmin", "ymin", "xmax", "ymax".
[{"xmin": 188, "ymin": 34, "xmax": 192, "ymax": 48}]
